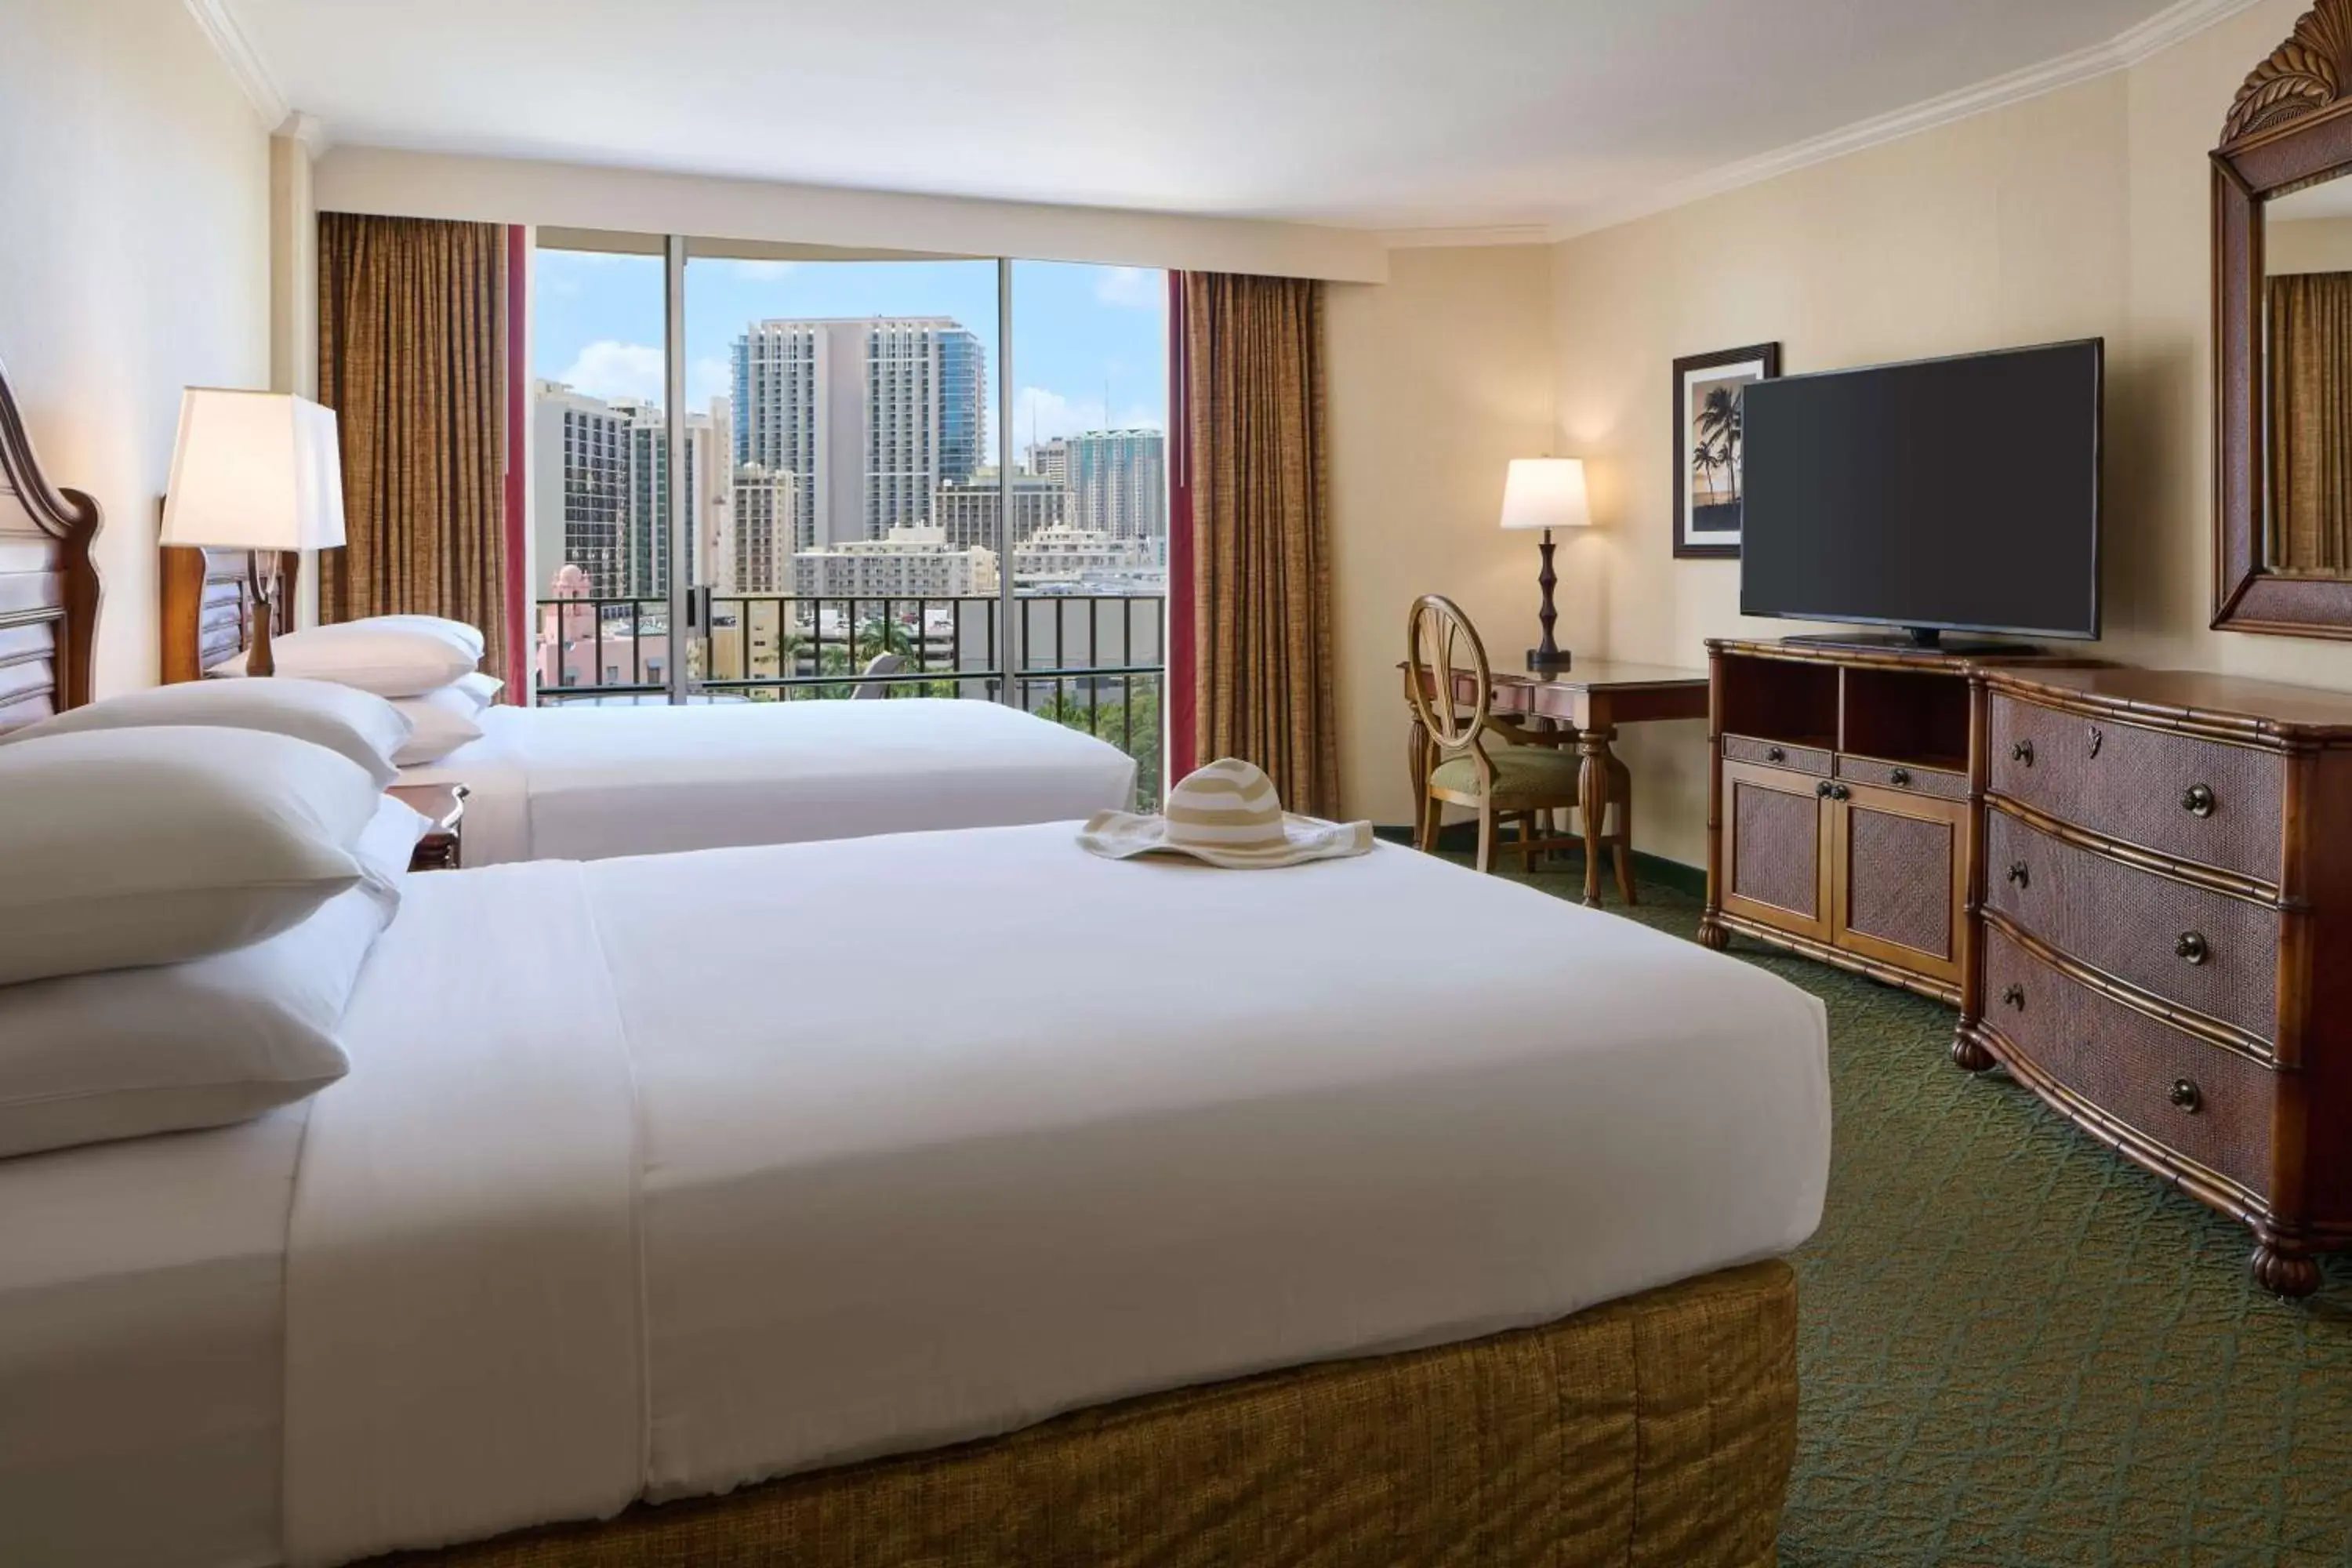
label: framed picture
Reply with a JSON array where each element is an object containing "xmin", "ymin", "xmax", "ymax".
[{"xmin": 1672, "ymin": 343, "xmax": 1780, "ymax": 559}]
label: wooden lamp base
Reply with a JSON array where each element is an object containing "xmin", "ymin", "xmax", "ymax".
[{"xmin": 1527, "ymin": 528, "xmax": 1571, "ymax": 670}]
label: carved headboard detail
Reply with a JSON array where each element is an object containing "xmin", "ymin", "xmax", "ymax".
[
  {"xmin": 0, "ymin": 355, "xmax": 103, "ymax": 731},
  {"xmin": 161, "ymin": 546, "xmax": 295, "ymax": 684}
]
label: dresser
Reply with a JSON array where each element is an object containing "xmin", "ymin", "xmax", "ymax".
[{"xmin": 1955, "ymin": 668, "xmax": 2352, "ymax": 1297}]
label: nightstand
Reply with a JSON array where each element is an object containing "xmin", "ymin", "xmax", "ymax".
[{"xmin": 386, "ymin": 782, "xmax": 468, "ymax": 871}]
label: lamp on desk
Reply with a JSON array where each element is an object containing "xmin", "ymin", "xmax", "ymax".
[
  {"xmin": 1499, "ymin": 457, "xmax": 1591, "ymax": 671},
  {"xmin": 160, "ymin": 390, "xmax": 346, "ymax": 676}
]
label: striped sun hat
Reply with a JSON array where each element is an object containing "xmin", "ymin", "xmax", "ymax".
[{"xmin": 1078, "ymin": 757, "xmax": 1374, "ymax": 869}]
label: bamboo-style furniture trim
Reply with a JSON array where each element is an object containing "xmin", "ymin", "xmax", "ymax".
[{"xmin": 2212, "ymin": 0, "xmax": 2352, "ymax": 638}]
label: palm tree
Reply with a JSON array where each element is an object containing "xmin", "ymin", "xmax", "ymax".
[
  {"xmin": 1691, "ymin": 433, "xmax": 1726, "ymax": 503},
  {"xmin": 1693, "ymin": 386, "xmax": 1744, "ymax": 503}
]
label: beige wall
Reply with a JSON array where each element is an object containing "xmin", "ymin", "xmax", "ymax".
[
  {"xmin": 1508, "ymin": 0, "xmax": 2352, "ymax": 868},
  {"xmin": 2267, "ymin": 217, "xmax": 2352, "ymax": 275},
  {"xmin": 1327, "ymin": 246, "xmax": 1556, "ymax": 822},
  {"xmin": 0, "ymin": 1, "xmax": 271, "ymax": 694}
]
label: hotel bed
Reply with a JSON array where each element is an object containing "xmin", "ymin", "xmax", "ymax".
[
  {"xmin": 7, "ymin": 361, "xmax": 1828, "ymax": 1568},
  {"xmin": 0, "ymin": 826, "xmax": 1831, "ymax": 1568},
  {"xmin": 162, "ymin": 548, "xmax": 1140, "ymax": 862}
]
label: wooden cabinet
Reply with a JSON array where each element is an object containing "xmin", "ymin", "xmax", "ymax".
[
  {"xmin": 1955, "ymin": 667, "xmax": 2352, "ymax": 1298},
  {"xmin": 1700, "ymin": 640, "xmax": 2081, "ymax": 1003}
]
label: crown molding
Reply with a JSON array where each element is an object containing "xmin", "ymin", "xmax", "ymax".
[
  {"xmin": 1381, "ymin": 225, "xmax": 1554, "ymax": 249},
  {"xmin": 275, "ymin": 111, "xmax": 331, "ymax": 157},
  {"xmin": 1548, "ymin": 0, "xmax": 2269, "ymax": 242},
  {"xmin": 183, "ymin": 0, "xmax": 289, "ymax": 129}
]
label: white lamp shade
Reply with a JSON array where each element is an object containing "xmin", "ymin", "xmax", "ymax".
[
  {"xmin": 1498, "ymin": 458, "xmax": 1592, "ymax": 532},
  {"xmin": 161, "ymin": 390, "xmax": 347, "ymax": 552}
]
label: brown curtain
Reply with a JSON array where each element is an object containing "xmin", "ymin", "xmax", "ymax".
[
  {"xmin": 318, "ymin": 212, "xmax": 510, "ymax": 677},
  {"xmin": 2266, "ymin": 270, "xmax": 2352, "ymax": 574},
  {"xmin": 1181, "ymin": 272, "xmax": 1338, "ymax": 817}
]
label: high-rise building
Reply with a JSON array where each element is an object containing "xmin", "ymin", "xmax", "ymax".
[
  {"xmin": 731, "ymin": 318, "xmax": 986, "ymax": 550},
  {"xmin": 730, "ymin": 463, "xmax": 798, "ymax": 594},
  {"xmin": 1024, "ymin": 437, "xmax": 1069, "ymax": 488},
  {"xmin": 1065, "ymin": 429, "xmax": 1167, "ymax": 540},
  {"xmin": 790, "ymin": 526, "xmax": 999, "ymax": 599},
  {"xmin": 935, "ymin": 467, "xmax": 1067, "ymax": 551},
  {"xmin": 532, "ymin": 380, "xmax": 632, "ymax": 597},
  {"xmin": 622, "ymin": 402, "xmax": 725, "ymax": 600}
]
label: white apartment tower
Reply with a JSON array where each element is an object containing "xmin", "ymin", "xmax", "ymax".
[
  {"xmin": 532, "ymin": 380, "xmax": 632, "ymax": 598},
  {"xmin": 1065, "ymin": 429, "xmax": 1167, "ymax": 541},
  {"xmin": 731, "ymin": 318, "xmax": 986, "ymax": 550}
]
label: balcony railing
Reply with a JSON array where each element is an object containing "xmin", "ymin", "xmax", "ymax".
[{"xmin": 534, "ymin": 592, "xmax": 1165, "ymax": 805}]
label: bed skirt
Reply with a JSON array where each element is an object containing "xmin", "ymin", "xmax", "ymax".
[{"xmin": 374, "ymin": 1258, "xmax": 1798, "ymax": 1568}]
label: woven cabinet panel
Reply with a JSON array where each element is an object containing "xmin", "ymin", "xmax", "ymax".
[
  {"xmin": 1986, "ymin": 809, "xmax": 2281, "ymax": 1046},
  {"xmin": 1846, "ymin": 806, "xmax": 1954, "ymax": 958},
  {"xmin": 377, "ymin": 1262, "xmax": 1798, "ymax": 1568},
  {"xmin": 1989, "ymin": 696, "xmax": 2284, "ymax": 883},
  {"xmin": 1983, "ymin": 927, "xmax": 2275, "ymax": 1202},
  {"xmin": 1732, "ymin": 781, "xmax": 1820, "ymax": 916},
  {"xmin": 1723, "ymin": 735, "xmax": 1831, "ymax": 776}
]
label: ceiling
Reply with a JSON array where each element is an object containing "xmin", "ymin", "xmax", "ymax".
[{"xmin": 222, "ymin": 0, "xmax": 2234, "ymax": 234}]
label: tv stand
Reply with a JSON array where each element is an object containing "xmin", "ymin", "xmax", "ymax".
[{"xmin": 1778, "ymin": 630, "xmax": 2041, "ymax": 657}]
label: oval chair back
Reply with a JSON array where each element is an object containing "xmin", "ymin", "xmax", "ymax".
[{"xmin": 1405, "ymin": 594, "xmax": 1495, "ymax": 772}]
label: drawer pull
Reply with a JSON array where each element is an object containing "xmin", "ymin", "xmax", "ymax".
[
  {"xmin": 1766, "ymin": 746, "xmax": 1786, "ymax": 764},
  {"xmin": 1829, "ymin": 782, "xmax": 1850, "ymax": 801},
  {"xmin": 2181, "ymin": 783, "xmax": 2216, "ymax": 818},
  {"xmin": 1890, "ymin": 767, "xmax": 1911, "ymax": 786},
  {"xmin": 1816, "ymin": 779, "xmax": 1833, "ymax": 798},
  {"xmin": 2006, "ymin": 861, "xmax": 2031, "ymax": 889},
  {"xmin": 2012, "ymin": 739, "xmax": 2034, "ymax": 766},
  {"xmin": 2176, "ymin": 931, "xmax": 2210, "ymax": 966},
  {"xmin": 2001, "ymin": 984, "xmax": 2026, "ymax": 1011},
  {"xmin": 2087, "ymin": 725, "xmax": 2103, "ymax": 757},
  {"xmin": 2169, "ymin": 1077, "xmax": 2204, "ymax": 1115}
]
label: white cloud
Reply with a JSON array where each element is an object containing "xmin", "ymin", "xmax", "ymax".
[
  {"xmin": 710, "ymin": 259, "xmax": 797, "ymax": 282},
  {"xmin": 1092, "ymin": 267, "xmax": 1163, "ymax": 309},
  {"xmin": 1013, "ymin": 385, "xmax": 1163, "ymax": 446},
  {"xmin": 557, "ymin": 340, "xmax": 665, "ymax": 403},
  {"xmin": 689, "ymin": 356, "xmax": 731, "ymax": 408}
]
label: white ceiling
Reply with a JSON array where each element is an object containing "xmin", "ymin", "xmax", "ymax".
[{"xmin": 223, "ymin": 0, "xmax": 2232, "ymax": 234}]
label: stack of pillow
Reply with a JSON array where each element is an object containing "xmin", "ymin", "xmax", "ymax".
[
  {"xmin": 0, "ymin": 680, "xmax": 434, "ymax": 1159},
  {"xmin": 213, "ymin": 614, "xmax": 499, "ymax": 766}
]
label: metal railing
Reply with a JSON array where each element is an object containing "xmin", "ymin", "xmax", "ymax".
[{"xmin": 534, "ymin": 591, "xmax": 1166, "ymax": 804}]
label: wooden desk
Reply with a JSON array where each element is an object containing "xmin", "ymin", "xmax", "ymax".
[{"xmin": 1403, "ymin": 660, "xmax": 1709, "ymax": 906}]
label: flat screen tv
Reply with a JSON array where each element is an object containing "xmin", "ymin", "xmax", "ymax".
[{"xmin": 1738, "ymin": 339, "xmax": 2102, "ymax": 645}]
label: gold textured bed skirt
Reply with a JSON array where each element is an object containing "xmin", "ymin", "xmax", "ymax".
[{"xmin": 380, "ymin": 1258, "xmax": 1797, "ymax": 1568}]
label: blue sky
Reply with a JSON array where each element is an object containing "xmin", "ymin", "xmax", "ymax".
[{"xmin": 533, "ymin": 252, "xmax": 1168, "ymax": 465}]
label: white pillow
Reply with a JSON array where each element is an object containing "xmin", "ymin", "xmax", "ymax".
[
  {"xmin": 353, "ymin": 793, "xmax": 430, "ymax": 909},
  {"xmin": 0, "ymin": 727, "xmax": 381, "ymax": 985},
  {"xmin": 390, "ymin": 686, "xmax": 488, "ymax": 766},
  {"xmin": 211, "ymin": 620, "xmax": 477, "ymax": 697},
  {"xmin": 363, "ymin": 614, "xmax": 485, "ymax": 660},
  {"xmin": 454, "ymin": 670, "xmax": 504, "ymax": 708},
  {"xmin": 0, "ymin": 677, "xmax": 413, "ymax": 789},
  {"xmin": 0, "ymin": 879, "xmax": 388, "ymax": 1158}
]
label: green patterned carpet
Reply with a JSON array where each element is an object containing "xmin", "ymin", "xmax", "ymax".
[{"xmin": 1486, "ymin": 857, "xmax": 2352, "ymax": 1567}]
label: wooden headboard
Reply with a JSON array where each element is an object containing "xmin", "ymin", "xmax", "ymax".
[
  {"xmin": 161, "ymin": 544, "xmax": 294, "ymax": 683},
  {"xmin": 0, "ymin": 355, "xmax": 102, "ymax": 731}
]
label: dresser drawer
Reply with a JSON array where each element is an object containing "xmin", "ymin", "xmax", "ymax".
[
  {"xmin": 1835, "ymin": 754, "xmax": 1968, "ymax": 800},
  {"xmin": 1981, "ymin": 927, "xmax": 2274, "ymax": 1202},
  {"xmin": 1987, "ymin": 696, "xmax": 2284, "ymax": 883},
  {"xmin": 1984, "ymin": 809, "xmax": 2280, "ymax": 1045},
  {"xmin": 1722, "ymin": 735, "xmax": 1830, "ymax": 775}
]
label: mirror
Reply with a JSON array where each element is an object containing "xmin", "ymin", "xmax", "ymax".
[
  {"xmin": 2262, "ymin": 176, "xmax": 2352, "ymax": 576},
  {"xmin": 2212, "ymin": 0, "xmax": 2352, "ymax": 638}
]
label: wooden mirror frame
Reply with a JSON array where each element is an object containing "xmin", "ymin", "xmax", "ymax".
[{"xmin": 2212, "ymin": 0, "xmax": 2352, "ymax": 637}]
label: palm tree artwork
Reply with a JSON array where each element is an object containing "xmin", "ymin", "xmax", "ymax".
[{"xmin": 1693, "ymin": 384, "xmax": 1744, "ymax": 505}]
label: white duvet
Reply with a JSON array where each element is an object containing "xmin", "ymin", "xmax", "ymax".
[
  {"xmin": 401, "ymin": 699, "xmax": 1138, "ymax": 863},
  {"xmin": 0, "ymin": 827, "xmax": 1831, "ymax": 1568}
]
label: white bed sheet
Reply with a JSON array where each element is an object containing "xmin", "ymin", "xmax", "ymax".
[
  {"xmin": 0, "ymin": 1105, "xmax": 307, "ymax": 1568},
  {"xmin": 285, "ymin": 826, "xmax": 1831, "ymax": 1561},
  {"xmin": 400, "ymin": 699, "xmax": 1138, "ymax": 865}
]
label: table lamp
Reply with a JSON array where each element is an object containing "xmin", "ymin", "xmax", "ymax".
[
  {"xmin": 160, "ymin": 389, "xmax": 346, "ymax": 676},
  {"xmin": 1499, "ymin": 457, "xmax": 1591, "ymax": 670}
]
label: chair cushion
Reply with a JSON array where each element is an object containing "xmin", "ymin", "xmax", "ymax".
[{"xmin": 1429, "ymin": 744, "xmax": 1585, "ymax": 804}]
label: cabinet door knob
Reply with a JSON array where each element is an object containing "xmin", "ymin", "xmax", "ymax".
[
  {"xmin": 1766, "ymin": 745, "xmax": 1786, "ymax": 764},
  {"xmin": 2011, "ymin": 739, "xmax": 2034, "ymax": 766},
  {"xmin": 1832, "ymin": 782, "xmax": 1851, "ymax": 801},
  {"xmin": 2169, "ymin": 1077, "xmax": 2203, "ymax": 1114},
  {"xmin": 2006, "ymin": 862, "xmax": 2031, "ymax": 888},
  {"xmin": 2176, "ymin": 931, "xmax": 2210, "ymax": 965},
  {"xmin": 2001, "ymin": 984, "xmax": 2026, "ymax": 1011},
  {"xmin": 1890, "ymin": 767, "xmax": 1911, "ymax": 786},
  {"xmin": 1817, "ymin": 779, "xmax": 1834, "ymax": 798},
  {"xmin": 2181, "ymin": 783, "xmax": 2216, "ymax": 818}
]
